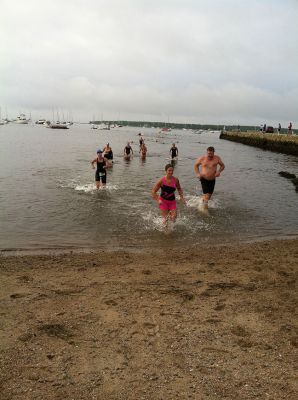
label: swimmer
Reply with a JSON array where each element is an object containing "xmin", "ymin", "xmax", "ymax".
[
  {"xmin": 139, "ymin": 142, "xmax": 147, "ymax": 159},
  {"xmin": 124, "ymin": 142, "xmax": 133, "ymax": 160},
  {"xmin": 138, "ymin": 133, "xmax": 144, "ymax": 147},
  {"xmin": 91, "ymin": 149, "xmax": 112, "ymax": 189},
  {"xmin": 169, "ymin": 143, "xmax": 178, "ymax": 160},
  {"xmin": 152, "ymin": 164, "xmax": 185, "ymax": 227},
  {"xmin": 194, "ymin": 146, "xmax": 225, "ymax": 208},
  {"xmin": 103, "ymin": 143, "xmax": 113, "ymax": 162}
]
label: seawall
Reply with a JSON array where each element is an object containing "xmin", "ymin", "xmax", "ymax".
[{"xmin": 220, "ymin": 131, "xmax": 298, "ymax": 156}]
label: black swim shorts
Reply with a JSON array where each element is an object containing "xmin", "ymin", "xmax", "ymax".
[
  {"xmin": 95, "ymin": 171, "xmax": 107, "ymax": 184},
  {"xmin": 200, "ymin": 177, "xmax": 215, "ymax": 194}
]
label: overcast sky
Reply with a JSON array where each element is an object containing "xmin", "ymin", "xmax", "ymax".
[{"xmin": 1, "ymin": 0, "xmax": 297, "ymax": 126}]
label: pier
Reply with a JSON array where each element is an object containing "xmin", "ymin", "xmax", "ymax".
[{"xmin": 220, "ymin": 131, "xmax": 298, "ymax": 156}]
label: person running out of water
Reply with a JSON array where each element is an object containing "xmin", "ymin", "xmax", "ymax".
[
  {"xmin": 91, "ymin": 149, "xmax": 112, "ymax": 189},
  {"xmin": 152, "ymin": 164, "xmax": 185, "ymax": 227},
  {"xmin": 139, "ymin": 142, "xmax": 147, "ymax": 159},
  {"xmin": 124, "ymin": 142, "xmax": 133, "ymax": 160},
  {"xmin": 194, "ymin": 146, "xmax": 225, "ymax": 208},
  {"xmin": 170, "ymin": 143, "xmax": 178, "ymax": 160},
  {"xmin": 103, "ymin": 143, "xmax": 113, "ymax": 161}
]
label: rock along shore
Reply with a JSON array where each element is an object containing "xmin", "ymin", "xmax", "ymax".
[{"xmin": 220, "ymin": 131, "xmax": 298, "ymax": 156}]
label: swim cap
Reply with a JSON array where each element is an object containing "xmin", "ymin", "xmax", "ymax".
[{"xmin": 97, "ymin": 149, "xmax": 102, "ymax": 154}]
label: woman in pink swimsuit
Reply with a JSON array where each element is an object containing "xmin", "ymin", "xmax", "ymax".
[{"xmin": 152, "ymin": 164, "xmax": 185, "ymax": 226}]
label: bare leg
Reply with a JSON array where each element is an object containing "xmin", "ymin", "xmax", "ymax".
[
  {"xmin": 202, "ymin": 193, "xmax": 212, "ymax": 208},
  {"xmin": 169, "ymin": 209, "xmax": 177, "ymax": 222},
  {"xmin": 160, "ymin": 210, "xmax": 169, "ymax": 227}
]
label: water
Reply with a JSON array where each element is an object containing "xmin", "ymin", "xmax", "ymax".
[{"xmin": 0, "ymin": 123, "xmax": 297, "ymax": 252}]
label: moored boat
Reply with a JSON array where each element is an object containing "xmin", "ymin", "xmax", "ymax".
[
  {"xmin": 35, "ymin": 119, "xmax": 47, "ymax": 125},
  {"xmin": 14, "ymin": 113, "xmax": 30, "ymax": 124},
  {"xmin": 45, "ymin": 121, "xmax": 70, "ymax": 129}
]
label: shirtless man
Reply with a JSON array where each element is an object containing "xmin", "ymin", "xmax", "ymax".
[{"xmin": 194, "ymin": 146, "xmax": 225, "ymax": 208}]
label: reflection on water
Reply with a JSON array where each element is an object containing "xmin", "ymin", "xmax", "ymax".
[{"xmin": 0, "ymin": 123, "xmax": 297, "ymax": 252}]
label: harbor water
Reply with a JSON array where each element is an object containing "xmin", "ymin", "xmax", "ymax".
[{"xmin": 0, "ymin": 123, "xmax": 297, "ymax": 253}]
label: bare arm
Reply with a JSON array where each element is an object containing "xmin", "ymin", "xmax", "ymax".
[
  {"xmin": 194, "ymin": 157, "xmax": 203, "ymax": 177},
  {"xmin": 175, "ymin": 178, "xmax": 186, "ymax": 203},
  {"xmin": 91, "ymin": 158, "xmax": 97, "ymax": 169},
  {"xmin": 215, "ymin": 157, "xmax": 225, "ymax": 177},
  {"xmin": 152, "ymin": 179, "xmax": 163, "ymax": 201}
]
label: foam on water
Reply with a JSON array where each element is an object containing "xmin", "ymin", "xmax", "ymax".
[
  {"xmin": 186, "ymin": 195, "xmax": 221, "ymax": 209},
  {"xmin": 58, "ymin": 179, "xmax": 119, "ymax": 193},
  {"xmin": 75, "ymin": 183, "xmax": 119, "ymax": 193},
  {"xmin": 141, "ymin": 210, "xmax": 210, "ymax": 233}
]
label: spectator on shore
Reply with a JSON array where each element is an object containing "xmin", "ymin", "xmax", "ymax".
[
  {"xmin": 278, "ymin": 123, "xmax": 281, "ymax": 134},
  {"xmin": 288, "ymin": 122, "xmax": 292, "ymax": 134},
  {"xmin": 263, "ymin": 124, "xmax": 267, "ymax": 133}
]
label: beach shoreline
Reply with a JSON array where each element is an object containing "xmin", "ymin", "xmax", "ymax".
[{"xmin": 0, "ymin": 238, "xmax": 297, "ymax": 399}]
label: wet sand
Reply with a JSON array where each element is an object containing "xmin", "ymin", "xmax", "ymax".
[{"xmin": 0, "ymin": 239, "xmax": 297, "ymax": 399}]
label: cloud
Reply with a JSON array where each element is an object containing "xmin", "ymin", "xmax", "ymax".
[{"xmin": 1, "ymin": 0, "xmax": 297, "ymax": 125}]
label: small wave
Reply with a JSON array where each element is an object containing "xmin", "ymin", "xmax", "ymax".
[
  {"xmin": 186, "ymin": 195, "xmax": 221, "ymax": 209},
  {"xmin": 141, "ymin": 211, "xmax": 209, "ymax": 233},
  {"xmin": 75, "ymin": 183, "xmax": 119, "ymax": 193},
  {"xmin": 58, "ymin": 179, "xmax": 119, "ymax": 193},
  {"xmin": 75, "ymin": 183, "xmax": 97, "ymax": 193}
]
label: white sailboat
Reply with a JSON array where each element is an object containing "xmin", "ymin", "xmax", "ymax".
[
  {"xmin": 0, "ymin": 107, "xmax": 8, "ymax": 125},
  {"xmin": 14, "ymin": 113, "xmax": 30, "ymax": 124}
]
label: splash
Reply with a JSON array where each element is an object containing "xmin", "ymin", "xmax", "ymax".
[
  {"xmin": 186, "ymin": 195, "xmax": 221, "ymax": 209},
  {"xmin": 141, "ymin": 211, "xmax": 209, "ymax": 233},
  {"xmin": 58, "ymin": 179, "xmax": 119, "ymax": 193},
  {"xmin": 75, "ymin": 183, "xmax": 119, "ymax": 193}
]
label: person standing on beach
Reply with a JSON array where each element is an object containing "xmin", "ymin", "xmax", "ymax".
[
  {"xmin": 91, "ymin": 149, "xmax": 112, "ymax": 189},
  {"xmin": 288, "ymin": 122, "xmax": 293, "ymax": 134},
  {"xmin": 152, "ymin": 164, "xmax": 185, "ymax": 227},
  {"xmin": 124, "ymin": 142, "xmax": 133, "ymax": 160},
  {"xmin": 278, "ymin": 123, "xmax": 281, "ymax": 134},
  {"xmin": 194, "ymin": 146, "xmax": 225, "ymax": 208},
  {"xmin": 170, "ymin": 143, "xmax": 178, "ymax": 160}
]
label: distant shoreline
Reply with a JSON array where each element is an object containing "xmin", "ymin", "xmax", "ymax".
[{"xmin": 220, "ymin": 131, "xmax": 298, "ymax": 156}]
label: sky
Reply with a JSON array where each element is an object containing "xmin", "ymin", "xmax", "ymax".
[{"xmin": 1, "ymin": 0, "xmax": 297, "ymax": 126}]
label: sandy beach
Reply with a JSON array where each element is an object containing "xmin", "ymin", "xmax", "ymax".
[{"xmin": 0, "ymin": 239, "xmax": 297, "ymax": 399}]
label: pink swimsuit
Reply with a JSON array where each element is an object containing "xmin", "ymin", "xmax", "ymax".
[{"xmin": 159, "ymin": 176, "xmax": 177, "ymax": 211}]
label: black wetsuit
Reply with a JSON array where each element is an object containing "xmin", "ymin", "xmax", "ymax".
[
  {"xmin": 95, "ymin": 159, "xmax": 107, "ymax": 183},
  {"xmin": 104, "ymin": 150, "xmax": 113, "ymax": 160},
  {"xmin": 170, "ymin": 147, "xmax": 178, "ymax": 159},
  {"xmin": 125, "ymin": 146, "xmax": 132, "ymax": 155}
]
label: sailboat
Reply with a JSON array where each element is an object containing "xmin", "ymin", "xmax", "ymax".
[
  {"xmin": 14, "ymin": 113, "xmax": 30, "ymax": 124},
  {"xmin": 0, "ymin": 107, "xmax": 8, "ymax": 125}
]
